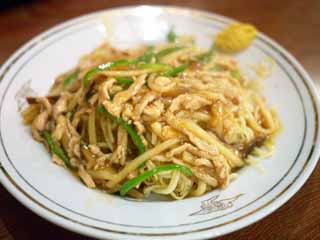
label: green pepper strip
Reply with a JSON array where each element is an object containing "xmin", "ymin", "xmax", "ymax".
[
  {"xmin": 83, "ymin": 59, "xmax": 134, "ymax": 86},
  {"xmin": 83, "ymin": 46, "xmax": 185, "ymax": 86},
  {"xmin": 137, "ymin": 63, "xmax": 172, "ymax": 72},
  {"xmin": 197, "ymin": 44, "xmax": 216, "ymax": 63},
  {"xmin": 97, "ymin": 106, "xmax": 146, "ymax": 154},
  {"xmin": 156, "ymin": 46, "xmax": 184, "ymax": 58},
  {"xmin": 167, "ymin": 28, "xmax": 177, "ymax": 43},
  {"xmin": 115, "ymin": 77, "xmax": 134, "ymax": 85},
  {"xmin": 82, "ymin": 48, "xmax": 158, "ymax": 87},
  {"xmin": 62, "ymin": 69, "xmax": 79, "ymax": 87},
  {"xmin": 120, "ymin": 164, "xmax": 193, "ymax": 196},
  {"xmin": 230, "ymin": 69, "xmax": 241, "ymax": 80},
  {"xmin": 163, "ymin": 64, "xmax": 188, "ymax": 77},
  {"xmin": 43, "ymin": 130, "xmax": 73, "ymax": 169},
  {"xmin": 136, "ymin": 46, "xmax": 156, "ymax": 63}
]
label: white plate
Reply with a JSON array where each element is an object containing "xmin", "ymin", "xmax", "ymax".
[{"xmin": 0, "ymin": 6, "xmax": 319, "ymax": 240}]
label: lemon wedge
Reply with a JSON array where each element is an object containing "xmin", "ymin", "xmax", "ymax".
[{"xmin": 215, "ymin": 23, "xmax": 257, "ymax": 53}]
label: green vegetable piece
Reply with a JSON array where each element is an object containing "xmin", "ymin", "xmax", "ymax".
[
  {"xmin": 83, "ymin": 59, "xmax": 133, "ymax": 86},
  {"xmin": 83, "ymin": 47, "xmax": 158, "ymax": 87},
  {"xmin": 118, "ymin": 118, "xmax": 146, "ymax": 154},
  {"xmin": 230, "ymin": 69, "xmax": 241, "ymax": 79},
  {"xmin": 97, "ymin": 106, "xmax": 146, "ymax": 154},
  {"xmin": 82, "ymin": 46, "xmax": 183, "ymax": 87},
  {"xmin": 43, "ymin": 130, "xmax": 72, "ymax": 169},
  {"xmin": 120, "ymin": 164, "xmax": 193, "ymax": 196},
  {"xmin": 96, "ymin": 105, "xmax": 107, "ymax": 115},
  {"xmin": 138, "ymin": 63, "xmax": 171, "ymax": 72},
  {"xmin": 135, "ymin": 46, "xmax": 156, "ymax": 63},
  {"xmin": 167, "ymin": 28, "xmax": 177, "ymax": 43},
  {"xmin": 136, "ymin": 52, "xmax": 154, "ymax": 63},
  {"xmin": 115, "ymin": 77, "xmax": 134, "ymax": 85},
  {"xmin": 156, "ymin": 46, "xmax": 184, "ymax": 58},
  {"xmin": 197, "ymin": 44, "xmax": 216, "ymax": 63},
  {"xmin": 62, "ymin": 69, "xmax": 79, "ymax": 87},
  {"xmin": 163, "ymin": 64, "xmax": 188, "ymax": 77}
]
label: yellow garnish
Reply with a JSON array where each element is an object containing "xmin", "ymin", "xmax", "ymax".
[
  {"xmin": 216, "ymin": 23, "xmax": 257, "ymax": 53},
  {"xmin": 250, "ymin": 56, "xmax": 276, "ymax": 79}
]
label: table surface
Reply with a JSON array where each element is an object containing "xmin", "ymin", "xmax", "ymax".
[{"xmin": 0, "ymin": 0, "xmax": 319, "ymax": 239}]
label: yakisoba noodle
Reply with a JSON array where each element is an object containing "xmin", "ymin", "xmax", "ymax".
[{"xmin": 21, "ymin": 23, "xmax": 280, "ymax": 200}]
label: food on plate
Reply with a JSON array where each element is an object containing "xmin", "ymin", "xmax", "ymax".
[{"xmin": 21, "ymin": 23, "xmax": 280, "ymax": 200}]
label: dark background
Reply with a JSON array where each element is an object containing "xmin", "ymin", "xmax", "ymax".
[{"xmin": 0, "ymin": 1, "xmax": 319, "ymax": 239}]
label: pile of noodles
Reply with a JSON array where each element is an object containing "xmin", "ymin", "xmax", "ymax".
[{"xmin": 21, "ymin": 33, "xmax": 280, "ymax": 200}]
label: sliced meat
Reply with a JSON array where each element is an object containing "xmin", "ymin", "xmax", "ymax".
[
  {"xmin": 103, "ymin": 74, "xmax": 146, "ymax": 116},
  {"xmin": 52, "ymin": 115, "xmax": 66, "ymax": 141},
  {"xmin": 147, "ymin": 76, "xmax": 176, "ymax": 93},
  {"xmin": 53, "ymin": 93, "xmax": 69, "ymax": 118},
  {"xmin": 168, "ymin": 94, "xmax": 211, "ymax": 113},
  {"xmin": 143, "ymin": 100, "xmax": 164, "ymax": 121},
  {"xmin": 32, "ymin": 111, "xmax": 49, "ymax": 132},
  {"xmin": 133, "ymin": 91, "xmax": 158, "ymax": 120},
  {"xmin": 99, "ymin": 78, "xmax": 116, "ymax": 102}
]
